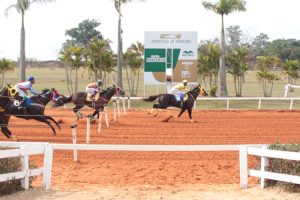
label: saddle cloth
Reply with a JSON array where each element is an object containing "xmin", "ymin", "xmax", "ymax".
[
  {"xmin": 174, "ymin": 94, "xmax": 188, "ymax": 102},
  {"xmin": 86, "ymin": 93, "xmax": 100, "ymax": 102}
]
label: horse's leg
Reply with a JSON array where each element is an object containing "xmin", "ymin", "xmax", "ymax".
[
  {"xmin": 153, "ymin": 104, "xmax": 160, "ymax": 117},
  {"xmin": 73, "ymin": 105, "xmax": 84, "ymax": 120},
  {"xmin": 187, "ymin": 108, "xmax": 193, "ymax": 123},
  {"xmin": 45, "ymin": 115, "xmax": 61, "ymax": 130},
  {"xmin": 92, "ymin": 110, "xmax": 99, "ymax": 118},
  {"xmin": 177, "ymin": 108, "xmax": 186, "ymax": 118},
  {"xmin": 0, "ymin": 116, "xmax": 17, "ymax": 141},
  {"xmin": 33, "ymin": 116, "xmax": 57, "ymax": 136}
]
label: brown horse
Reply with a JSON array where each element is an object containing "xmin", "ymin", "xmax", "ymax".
[
  {"xmin": 0, "ymin": 86, "xmax": 63, "ymax": 141},
  {"xmin": 143, "ymin": 85, "xmax": 208, "ymax": 122},
  {"xmin": 56, "ymin": 85, "xmax": 125, "ymax": 119}
]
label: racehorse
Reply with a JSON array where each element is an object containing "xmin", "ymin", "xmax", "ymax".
[
  {"xmin": 0, "ymin": 86, "xmax": 63, "ymax": 141},
  {"xmin": 56, "ymin": 85, "xmax": 125, "ymax": 119},
  {"xmin": 0, "ymin": 84, "xmax": 21, "ymax": 140},
  {"xmin": 143, "ymin": 85, "xmax": 208, "ymax": 122}
]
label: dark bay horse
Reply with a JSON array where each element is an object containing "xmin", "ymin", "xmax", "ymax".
[
  {"xmin": 0, "ymin": 84, "xmax": 21, "ymax": 140},
  {"xmin": 143, "ymin": 85, "xmax": 208, "ymax": 122},
  {"xmin": 56, "ymin": 85, "xmax": 125, "ymax": 119},
  {"xmin": 0, "ymin": 86, "xmax": 63, "ymax": 141}
]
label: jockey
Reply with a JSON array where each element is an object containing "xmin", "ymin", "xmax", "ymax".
[
  {"xmin": 14, "ymin": 76, "xmax": 40, "ymax": 109},
  {"xmin": 86, "ymin": 79, "xmax": 103, "ymax": 100},
  {"xmin": 170, "ymin": 80, "xmax": 189, "ymax": 107}
]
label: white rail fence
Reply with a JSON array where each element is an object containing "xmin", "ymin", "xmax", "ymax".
[
  {"xmin": 0, "ymin": 143, "xmax": 52, "ymax": 190},
  {"xmin": 1, "ymin": 142, "xmax": 299, "ymax": 190},
  {"xmin": 240, "ymin": 145, "xmax": 300, "ymax": 189},
  {"xmin": 122, "ymin": 97, "xmax": 300, "ymax": 110}
]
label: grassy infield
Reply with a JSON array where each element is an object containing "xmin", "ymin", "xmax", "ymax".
[{"xmin": 5, "ymin": 67, "xmax": 300, "ymax": 110}]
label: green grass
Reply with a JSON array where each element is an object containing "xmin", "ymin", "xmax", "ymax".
[{"xmin": 4, "ymin": 67, "xmax": 300, "ymax": 110}]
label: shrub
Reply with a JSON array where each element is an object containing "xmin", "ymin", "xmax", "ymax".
[
  {"xmin": 0, "ymin": 147, "xmax": 37, "ymax": 196},
  {"xmin": 265, "ymin": 143, "xmax": 300, "ymax": 191}
]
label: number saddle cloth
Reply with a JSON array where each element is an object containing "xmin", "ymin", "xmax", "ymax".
[{"xmin": 86, "ymin": 93, "xmax": 100, "ymax": 102}]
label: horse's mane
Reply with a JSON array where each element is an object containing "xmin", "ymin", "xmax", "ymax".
[{"xmin": 41, "ymin": 88, "xmax": 51, "ymax": 94}]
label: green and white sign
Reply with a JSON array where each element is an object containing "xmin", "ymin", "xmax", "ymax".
[{"xmin": 144, "ymin": 31, "xmax": 198, "ymax": 87}]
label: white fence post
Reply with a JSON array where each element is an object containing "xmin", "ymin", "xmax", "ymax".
[
  {"xmin": 20, "ymin": 145, "xmax": 29, "ymax": 190},
  {"xmin": 104, "ymin": 106, "xmax": 109, "ymax": 128},
  {"xmin": 113, "ymin": 101, "xmax": 117, "ymax": 122},
  {"xmin": 86, "ymin": 117, "xmax": 90, "ymax": 144},
  {"xmin": 128, "ymin": 97, "xmax": 131, "ymax": 110},
  {"xmin": 260, "ymin": 145, "xmax": 268, "ymax": 189},
  {"xmin": 43, "ymin": 144, "xmax": 53, "ymax": 190},
  {"xmin": 226, "ymin": 99, "xmax": 230, "ymax": 110},
  {"xmin": 239, "ymin": 145, "xmax": 248, "ymax": 189},
  {"xmin": 258, "ymin": 99, "xmax": 262, "ymax": 110},
  {"xmin": 289, "ymin": 99, "xmax": 294, "ymax": 110},
  {"xmin": 71, "ymin": 124, "xmax": 78, "ymax": 162},
  {"xmin": 122, "ymin": 97, "xmax": 126, "ymax": 115},
  {"xmin": 98, "ymin": 111, "xmax": 103, "ymax": 133},
  {"xmin": 117, "ymin": 98, "xmax": 120, "ymax": 118}
]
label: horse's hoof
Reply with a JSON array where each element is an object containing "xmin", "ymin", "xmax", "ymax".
[
  {"xmin": 190, "ymin": 119, "xmax": 194, "ymax": 123},
  {"xmin": 11, "ymin": 135, "xmax": 18, "ymax": 142}
]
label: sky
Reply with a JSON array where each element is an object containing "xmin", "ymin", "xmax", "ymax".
[{"xmin": 0, "ymin": 0, "xmax": 300, "ymax": 61}]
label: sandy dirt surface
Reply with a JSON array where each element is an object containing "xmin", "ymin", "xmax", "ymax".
[{"xmin": 1, "ymin": 109, "xmax": 300, "ymax": 199}]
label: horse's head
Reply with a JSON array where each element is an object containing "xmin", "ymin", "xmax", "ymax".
[
  {"xmin": 191, "ymin": 84, "xmax": 208, "ymax": 97},
  {"xmin": 41, "ymin": 88, "xmax": 65, "ymax": 105},
  {"xmin": 109, "ymin": 84, "xmax": 125, "ymax": 97}
]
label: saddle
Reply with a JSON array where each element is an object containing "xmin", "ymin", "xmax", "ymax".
[
  {"xmin": 86, "ymin": 93, "xmax": 100, "ymax": 102},
  {"xmin": 174, "ymin": 94, "xmax": 188, "ymax": 102}
]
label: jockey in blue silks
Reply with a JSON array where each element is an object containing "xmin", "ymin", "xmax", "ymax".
[
  {"xmin": 14, "ymin": 76, "xmax": 40, "ymax": 109},
  {"xmin": 170, "ymin": 80, "xmax": 189, "ymax": 107}
]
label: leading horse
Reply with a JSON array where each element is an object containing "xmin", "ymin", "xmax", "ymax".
[
  {"xmin": 143, "ymin": 85, "xmax": 208, "ymax": 122},
  {"xmin": 56, "ymin": 85, "xmax": 125, "ymax": 119},
  {"xmin": 0, "ymin": 85, "xmax": 63, "ymax": 141}
]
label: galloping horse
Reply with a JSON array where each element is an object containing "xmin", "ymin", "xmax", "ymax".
[
  {"xmin": 143, "ymin": 85, "xmax": 208, "ymax": 122},
  {"xmin": 56, "ymin": 85, "xmax": 125, "ymax": 119},
  {"xmin": 0, "ymin": 86, "xmax": 63, "ymax": 141},
  {"xmin": 0, "ymin": 84, "xmax": 21, "ymax": 140}
]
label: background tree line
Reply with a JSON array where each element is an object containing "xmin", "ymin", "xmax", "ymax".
[{"xmin": 198, "ymin": 25, "xmax": 300, "ymax": 97}]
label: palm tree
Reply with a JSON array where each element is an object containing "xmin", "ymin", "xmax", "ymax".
[
  {"xmin": 0, "ymin": 58, "xmax": 15, "ymax": 88},
  {"xmin": 124, "ymin": 42, "xmax": 144, "ymax": 96},
  {"xmin": 227, "ymin": 46, "xmax": 249, "ymax": 97},
  {"xmin": 5, "ymin": 0, "xmax": 55, "ymax": 82},
  {"xmin": 112, "ymin": 0, "xmax": 145, "ymax": 88},
  {"xmin": 60, "ymin": 45, "xmax": 85, "ymax": 94},
  {"xmin": 256, "ymin": 56, "xmax": 281, "ymax": 97},
  {"xmin": 85, "ymin": 38, "xmax": 111, "ymax": 81},
  {"xmin": 202, "ymin": 0, "xmax": 246, "ymax": 97},
  {"xmin": 282, "ymin": 60, "xmax": 300, "ymax": 92}
]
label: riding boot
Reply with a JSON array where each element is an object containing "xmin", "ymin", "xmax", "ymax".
[
  {"xmin": 18, "ymin": 99, "xmax": 26, "ymax": 110},
  {"xmin": 89, "ymin": 94, "xmax": 95, "ymax": 101},
  {"xmin": 180, "ymin": 100, "xmax": 184, "ymax": 108}
]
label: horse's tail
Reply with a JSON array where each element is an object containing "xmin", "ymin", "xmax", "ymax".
[
  {"xmin": 63, "ymin": 95, "xmax": 73, "ymax": 104},
  {"xmin": 143, "ymin": 95, "xmax": 160, "ymax": 102}
]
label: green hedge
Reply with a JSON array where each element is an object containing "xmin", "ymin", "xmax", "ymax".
[
  {"xmin": 266, "ymin": 143, "xmax": 300, "ymax": 191},
  {"xmin": 0, "ymin": 148, "xmax": 36, "ymax": 196}
]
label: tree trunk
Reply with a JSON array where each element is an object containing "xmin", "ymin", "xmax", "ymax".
[
  {"xmin": 93, "ymin": 60, "xmax": 97, "ymax": 81},
  {"xmin": 135, "ymin": 67, "xmax": 140, "ymax": 96},
  {"xmin": 218, "ymin": 14, "xmax": 228, "ymax": 97},
  {"xmin": 1, "ymin": 72, "xmax": 5, "ymax": 88},
  {"xmin": 233, "ymin": 76, "xmax": 237, "ymax": 97},
  {"xmin": 125, "ymin": 64, "xmax": 131, "ymax": 93},
  {"xmin": 19, "ymin": 12, "xmax": 26, "ymax": 82},
  {"xmin": 75, "ymin": 68, "xmax": 78, "ymax": 93},
  {"xmin": 117, "ymin": 5, "xmax": 123, "ymax": 88}
]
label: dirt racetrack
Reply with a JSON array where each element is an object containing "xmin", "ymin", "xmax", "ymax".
[{"xmin": 1, "ymin": 109, "xmax": 300, "ymax": 199}]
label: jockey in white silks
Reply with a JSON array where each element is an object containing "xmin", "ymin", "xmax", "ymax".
[
  {"xmin": 14, "ymin": 76, "xmax": 40, "ymax": 109},
  {"xmin": 170, "ymin": 80, "xmax": 189, "ymax": 107},
  {"xmin": 86, "ymin": 79, "xmax": 103, "ymax": 99}
]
